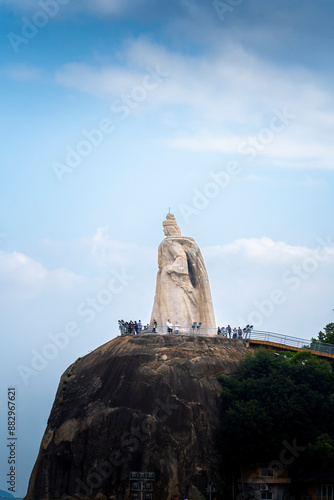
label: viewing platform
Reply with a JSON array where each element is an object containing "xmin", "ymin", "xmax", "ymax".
[
  {"xmin": 247, "ymin": 330, "xmax": 334, "ymax": 360},
  {"xmin": 119, "ymin": 323, "xmax": 334, "ymax": 361}
]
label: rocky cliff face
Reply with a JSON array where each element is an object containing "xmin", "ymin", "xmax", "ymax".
[{"xmin": 25, "ymin": 334, "xmax": 249, "ymax": 500}]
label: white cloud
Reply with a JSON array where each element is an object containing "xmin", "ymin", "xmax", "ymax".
[
  {"xmin": 0, "ymin": 0, "xmax": 122, "ymax": 13},
  {"xmin": 79, "ymin": 0, "xmax": 124, "ymax": 15},
  {"xmin": 202, "ymin": 237, "xmax": 334, "ymax": 336},
  {"xmin": 0, "ymin": 0, "xmax": 185, "ymax": 17},
  {"xmin": 83, "ymin": 231, "xmax": 334, "ymax": 337},
  {"xmin": 3, "ymin": 64, "xmax": 42, "ymax": 81},
  {"xmin": 0, "ymin": 0, "xmax": 38, "ymax": 10},
  {"xmin": 1, "ymin": 238, "xmax": 332, "ymax": 341},
  {"xmin": 78, "ymin": 0, "xmax": 157, "ymax": 16},
  {"xmin": 55, "ymin": 38, "xmax": 334, "ymax": 169},
  {"xmin": 87, "ymin": 227, "xmax": 155, "ymax": 268},
  {"xmin": 204, "ymin": 237, "xmax": 334, "ymax": 263},
  {"xmin": 56, "ymin": 63, "xmax": 146, "ymax": 97},
  {"xmin": 169, "ymin": 133, "xmax": 242, "ymax": 153},
  {"xmin": 0, "ymin": 250, "xmax": 85, "ymax": 300}
]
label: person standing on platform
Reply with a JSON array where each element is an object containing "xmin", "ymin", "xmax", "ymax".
[{"xmin": 166, "ymin": 319, "xmax": 173, "ymax": 334}]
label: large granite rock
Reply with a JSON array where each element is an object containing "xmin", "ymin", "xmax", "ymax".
[{"xmin": 25, "ymin": 334, "xmax": 249, "ymax": 500}]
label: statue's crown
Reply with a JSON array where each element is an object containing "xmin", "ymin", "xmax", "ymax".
[
  {"xmin": 163, "ymin": 213, "xmax": 177, "ymax": 226},
  {"xmin": 162, "ymin": 214, "xmax": 181, "ymax": 236}
]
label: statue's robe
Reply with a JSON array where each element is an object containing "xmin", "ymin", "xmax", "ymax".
[{"xmin": 150, "ymin": 236, "xmax": 216, "ymax": 333}]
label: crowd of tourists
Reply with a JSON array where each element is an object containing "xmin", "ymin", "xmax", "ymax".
[
  {"xmin": 217, "ymin": 324, "xmax": 253, "ymax": 339},
  {"xmin": 118, "ymin": 320, "xmax": 149, "ymax": 335},
  {"xmin": 118, "ymin": 319, "xmax": 181, "ymax": 335},
  {"xmin": 118, "ymin": 320, "xmax": 253, "ymax": 338}
]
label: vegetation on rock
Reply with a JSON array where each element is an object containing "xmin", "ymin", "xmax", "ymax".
[
  {"xmin": 219, "ymin": 347, "xmax": 334, "ymax": 471},
  {"xmin": 312, "ymin": 321, "xmax": 334, "ymax": 344}
]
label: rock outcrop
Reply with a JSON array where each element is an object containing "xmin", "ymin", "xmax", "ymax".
[{"xmin": 25, "ymin": 334, "xmax": 249, "ymax": 500}]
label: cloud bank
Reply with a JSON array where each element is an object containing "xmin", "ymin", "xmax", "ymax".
[{"xmin": 55, "ymin": 38, "xmax": 334, "ymax": 169}]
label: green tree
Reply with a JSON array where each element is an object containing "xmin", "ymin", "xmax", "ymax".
[
  {"xmin": 309, "ymin": 433, "xmax": 334, "ymax": 468},
  {"xmin": 219, "ymin": 348, "xmax": 334, "ymax": 469},
  {"xmin": 312, "ymin": 322, "xmax": 334, "ymax": 344}
]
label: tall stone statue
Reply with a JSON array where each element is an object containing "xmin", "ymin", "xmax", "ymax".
[{"xmin": 150, "ymin": 214, "xmax": 216, "ymax": 333}]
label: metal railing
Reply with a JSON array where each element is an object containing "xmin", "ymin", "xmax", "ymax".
[
  {"xmin": 119, "ymin": 323, "xmax": 249, "ymax": 337},
  {"xmin": 119, "ymin": 323, "xmax": 334, "ymax": 356},
  {"xmin": 120, "ymin": 324, "xmax": 220, "ymax": 336},
  {"xmin": 248, "ymin": 330, "xmax": 334, "ymax": 356}
]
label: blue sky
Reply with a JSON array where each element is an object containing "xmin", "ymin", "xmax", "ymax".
[{"xmin": 1, "ymin": 0, "xmax": 334, "ymax": 496}]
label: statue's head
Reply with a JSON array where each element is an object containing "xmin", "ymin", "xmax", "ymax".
[{"xmin": 163, "ymin": 213, "xmax": 181, "ymax": 237}]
